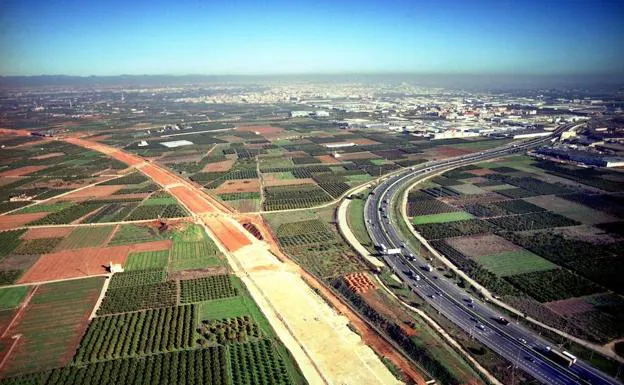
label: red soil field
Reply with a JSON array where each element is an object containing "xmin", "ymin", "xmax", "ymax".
[
  {"xmin": 203, "ymin": 159, "xmax": 235, "ymax": 172},
  {"xmin": 62, "ymin": 185, "xmax": 121, "ymax": 198},
  {"xmin": 169, "ymin": 185, "xmax": 216, "ymax": 213},
  {"xmin": 0, "ymin": 166, "xmax": 48, "ymax": 177},
  {"xmin": 203, "ymin": 217, "xmax": 251, "ymax": 252},
  {"xmin": 30, "ymin": 152, "xmax": 64, "ymax": 160},
  {"xmin": 214, "ymin": 179, "xmax": 260, "ymax": 194},
  {"xmin": 315, "ymin": 155, "xmax": 342, "ymax": 164},
  {"xmin": 236, "ymin": 125, "xmax": 284, "ymax": 135},
  {"xmin": 17, "ymin": 240, "xmax": 171, "ymax": 283},
  {"xmin": 0, "ymin": 213, "xmax": 49, "ymax": 230},
  {"xmin": 21, "ymin": 227, "xmax": 73, "ymax": 240}
]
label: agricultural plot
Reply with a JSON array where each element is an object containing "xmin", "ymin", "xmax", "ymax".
[
  {"xmin": 99, "ymin": 172, "xmax": 148, "ymax": 185},
  {"xmin": 496, "ymin": 187, "xmax": 538, "ymax": 199},
  {"xmin": 474, "ymin": 250, "xmax": 557, "ymax": 277},
  {"xmin": 83, "ymin": 202, "xmax": 138, "ymax": 223},
  {"xmin": 27, "ymin": 202, "xmax": 106, "ymax": 225},
  {"xmin": 504, "ymin": 269, "xmax": 603, "ymax": 302},
  {"xmin": 125, "ymin": 203, "xmax": 188, "ymax": 220},
  {"xmin": 487, "ymin": 175, "xmax": 573, "ymax": 195},
  {"xmin": 226, "ymin": 199, "xmax": 261, "ymax": 213},
  {"xmin": 486, "ymin": 211, "xmax": 580, "ymax": 231},
  {"xmin": 492, "ymin": 199, "xmax": 546, "ymax": 214},
  {"xmin": 21, "ymin": 347, "xmax": 229, "ymax": 385},
  {"xmin": 12, "ymin": 237, "xmax": 63, "ymax": 255},
  {"xmin": 171, "ymin": 240, "xmax": 222, "ymax": 271},
  {"xmin": 462, "ymin": 202, "xmax": 511, "ymax": 218},
  {"xmin": 197, "ymin": 316, "xmax": 262, "ymax": 346},
  {"xmin": 449, "ymin": 184, "xmax": 487, "ymax": 195},
  {"xmin": 1, "ymin": 277, "xmax": 105, "ymax": 377},
  {"xmin": 125, "ymin": 250, "xmax": 170, "ymax": 271},
  {"xmin": 414, "ymin": 219, "xmax": 493, "ymax": 240},
  {"xmin": 108, "ymin": 223, "xmax": 170, "ymax": 245},
  {"xmin": 218, "ymin": 192, "xmax": 260, "ymax": 201},
  {"xmin": 170, "ymin": 224, "xmax": 222, "ymax": 271},
  {"xmin": 431, "ymin": 240, "xmax": 520, "ymax": 296},
  {"xmin": 54, "ymin": 226, "xmax": 114, "ymax": 250},
  {"xmin": 107, "ymin": 269, "xmax": 167, "ymax": 289},
  {"xmin": 445, "ymin": 234, "xmax": 521, "ymax": 258},
  {"xmin": 0, "ymin": 286, "xmax": 29, "ymax": 310},
  {"xmin": 16, "ymin": 201, "xmax": 74, "ymax": 214},
  {"xmin": 74, "ymin": 304, "xmax": 196, "ymax": 362},
  {"xmin": 412, "ymin": 211, "xmax": 474, "ymax": 225},
  {"xmin": 229, "ymin": 340, "xmax": 293, "ymax": 385},
  {"xmin": 262, "ymin": 184, "xmax": 332, "ymax": 211},
  {"xmin": 97, "ymin": 280, "xmax": 177, "ymax": 315},
  {"xmin": 0, "ymin": 229, "xmax": 26, "ymax": 258},
  {"xmin": 180, "ymin": 275, "xmax": 238, "ymax": 303},
  {"xmin": 503, "ymin": 231, "xmax": 624, "ymax": 295},
  {"xmin": 274, "ymin": 217, "xmax": 363, "ymax": 278},
  {"xmin": 524, "ymin": 195, "xmax": 618, "ymax": 225},
  {"xmin": 142, "ymin": 190, "xmax": 177, "ymax": 205},
  {"xmin": 316, "ymin": 182, "xmax": 351, "ymax": 199}
]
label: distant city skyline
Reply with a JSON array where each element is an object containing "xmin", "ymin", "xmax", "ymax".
[{"xmin": 1, "ymin": 0, "xmax": 623, "ymax": 76}]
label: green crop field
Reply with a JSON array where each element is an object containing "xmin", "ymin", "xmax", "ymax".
[
  {"xmin": 55, "ymin": 226, "xmax": 114, "ymax": 250},
  {"xmin": 108, "ymin": 223, "xmax": 170, "ymax": 245},
  {"xmin": 412, "ymin": 211, "xmax": 474, "ymax": 225},
  {"xmin": 475, "ymin": 250, "xmax": 558, "ymax": 277},
  {"xmin": 125, "ymin": 250, "xmax": 170, "ymax": 271},
  {"xmin": 170, "ymin": 223, "xmax": 222, "ymax": 271},
  {"xmin": 142, "ymin": 196, "xmax": 178, "ymax": 206},
  {"xmin": 16, "ymin": 201, "xmax": 75, "ymax": 214},
  {"xmin": 180, "ymin": 275, "xmax": 238, "ymax": 303},
  {"xmin": 0, "ymin": 286, "xmax": 29, "ymax": 310}
]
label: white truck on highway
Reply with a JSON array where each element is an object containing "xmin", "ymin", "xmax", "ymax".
[{"xmin": 386, "ymin": 248, "xmax": 401, "ymax": 255}]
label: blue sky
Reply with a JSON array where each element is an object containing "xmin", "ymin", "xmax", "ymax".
[{"xmin": 1, "ymin": 0, "xmax": 622, "ymax": 76}]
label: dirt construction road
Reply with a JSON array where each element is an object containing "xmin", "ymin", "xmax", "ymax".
[{"xmin": 64, "ymin": 135, "xmax": 425, "ymax": 385}]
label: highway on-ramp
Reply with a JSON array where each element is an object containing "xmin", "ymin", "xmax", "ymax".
[{"xmin": 363, "ymin": 128, "xmax": 621, "ymax": 385}]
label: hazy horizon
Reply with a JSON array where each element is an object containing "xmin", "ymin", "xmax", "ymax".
[{"xmin": 1, "ymin": 0, "xmax": 623, "ymax": 77}]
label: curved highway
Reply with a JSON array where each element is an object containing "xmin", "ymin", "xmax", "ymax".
[{"xmin": 363, "ymin": 127, "xmax": 621, "ymax": 385}]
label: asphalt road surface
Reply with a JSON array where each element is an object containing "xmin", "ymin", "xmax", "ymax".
[{"xmin": 362, "ymin": 128, "xmax": 621, "ymax": 385}]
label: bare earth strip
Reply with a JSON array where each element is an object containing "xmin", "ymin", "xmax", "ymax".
[{"xmin": 230, "ymin": 243, "xmax": 403, "ymax": 385}]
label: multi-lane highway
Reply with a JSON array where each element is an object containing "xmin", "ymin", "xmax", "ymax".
[{"xmin": 362, "ymin": 129, "xmax": 621, "ymax": 385}]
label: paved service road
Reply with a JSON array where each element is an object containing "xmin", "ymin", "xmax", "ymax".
[{"xmin": 363, "ymin": 127, "xmax": 622, "ymax": 385}]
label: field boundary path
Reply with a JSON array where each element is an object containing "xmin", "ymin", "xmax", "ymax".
[
  {"xmin": 399, "ymin": 162, "xmax": 624, "ymax": 364},
  {"xmin": 62, "ymin": 135, "xmax": 414, "ymax": 385}
]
